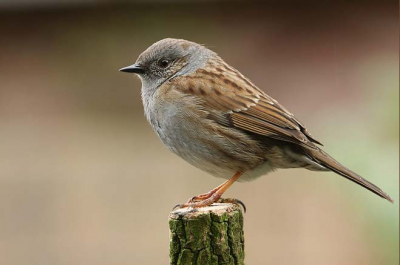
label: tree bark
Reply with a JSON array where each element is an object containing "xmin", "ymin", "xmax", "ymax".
[{"xmin": 169, "ymin": 203, "xmax": 245, "ymax": 265}]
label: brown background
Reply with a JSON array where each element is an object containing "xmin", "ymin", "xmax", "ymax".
[{"xmin": 0, "ymin": 1, "xmax": 398, "ymax": 264}]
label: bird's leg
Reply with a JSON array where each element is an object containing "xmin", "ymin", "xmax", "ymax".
[{"xmin": 180, "ymin": 171, "xmax": 243, "ymax": 208}]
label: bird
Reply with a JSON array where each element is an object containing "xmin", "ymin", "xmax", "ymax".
[{"xmin": 120, "ymin": 38, "xmax": 393, "ymax": 208}]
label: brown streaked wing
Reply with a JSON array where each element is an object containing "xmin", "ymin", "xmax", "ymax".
[
  {"xmin": 260, "ymin": 95, "xmax": 323, "ymax": 146},
  {"xmin": 172, "ymin": 63, "xmax": 323, "ymax": 149}
]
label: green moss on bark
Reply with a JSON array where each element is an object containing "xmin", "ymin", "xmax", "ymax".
[{"xmin": 169, "ymin": 204, "xmax": 244, "ymax": 265}]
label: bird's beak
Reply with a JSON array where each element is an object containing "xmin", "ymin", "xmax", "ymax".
[{"xmin": 119, "ymin": 64, "xmax": 145, "ymax": 74}]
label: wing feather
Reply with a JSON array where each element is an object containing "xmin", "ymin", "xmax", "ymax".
[{"xmin": 171, "ymin": 62, "xmax": 323, "ymax": 148}]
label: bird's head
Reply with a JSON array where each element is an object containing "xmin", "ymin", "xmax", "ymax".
[{"xmin": 120, "ymin": 38, "xmax": 216, "ymax": 93}]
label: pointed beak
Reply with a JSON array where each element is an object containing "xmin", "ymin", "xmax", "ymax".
[{"xmin": 119, "ymin": 64, "xmax": 145, "ymax": 74}]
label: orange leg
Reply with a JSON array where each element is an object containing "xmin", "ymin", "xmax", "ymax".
[
  {"xmin": 185, "ymin": 179, "xmax": 229, "ymax": 203},
  {"xmin": 181, "ymin": 171, "xmax": 243, "ymax": 209}
]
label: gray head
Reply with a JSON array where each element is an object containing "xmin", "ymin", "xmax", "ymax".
[{"xmin": 120, "ymin": 38, "xmax": 216, "ymax": 93}]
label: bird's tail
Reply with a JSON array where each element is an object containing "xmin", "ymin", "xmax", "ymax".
[{"xmin": 306, "ymin": 148, "xmax": 393, "ymax": 203}]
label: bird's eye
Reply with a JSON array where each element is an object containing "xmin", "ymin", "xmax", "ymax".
[{"xmin": 157, "ymin": 59, "xmax": 170, "ymax": 68}]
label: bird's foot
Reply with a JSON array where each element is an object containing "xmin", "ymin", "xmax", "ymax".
[
  {"xmin": 173, "ymin": 197, "xmax": 246, "ymax": 213},
  {"xmin": 185, "ymin": 189, "xmax": 218, "ymax": 204},
  {"xmin": 177, "ymin": 191, "xmax": 223, "ymax": 209},
  {"xmin": 172, "ymin": 172, "xmax": 245, "ymax": 212}
]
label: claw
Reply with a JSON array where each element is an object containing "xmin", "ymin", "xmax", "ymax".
[
  {"xmin": 219, "ymin": 198, "xmax": 246, "ymax": 213},
  {"xmin": 235, "ymin": 199, "xmax": 247, "ymax": 213},
  {"xmin": 186, "ymin": 196, "xmax": 197, "ymax": 204},
  {"xmin": 172, "ymin": 204, "xmax": 183, "ymax": 211}
]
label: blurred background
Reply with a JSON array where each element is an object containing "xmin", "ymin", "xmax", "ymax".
[{"xmin": 0, "ymin": 0, "xmax": 398, "ymax": 264}]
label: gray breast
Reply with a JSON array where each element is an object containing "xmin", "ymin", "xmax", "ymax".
[{"xmin": 142, "ymin": 88, "xmax": 269, "ymax": 180}]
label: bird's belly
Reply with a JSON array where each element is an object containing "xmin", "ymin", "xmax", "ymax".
[
  {"xmin": 147, "ymin": 97, "xmax": 268, "ymax": 180},
  {"xmin": 157, "ymin": 115, "xmax": 239, "ymax": 179}
]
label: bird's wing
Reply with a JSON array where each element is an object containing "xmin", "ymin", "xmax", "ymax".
[
  {"xmin": 171, "ymin": 64, "xmax": 322, "ymax": 149},
  {"xmin": 168, "ymin": 63, "xmax": 395, "ymax": 203}
]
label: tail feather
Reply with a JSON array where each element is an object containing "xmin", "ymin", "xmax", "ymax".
[{"xmin": 307, "ymin": 149, "xmax": 393, "ymax": 203}]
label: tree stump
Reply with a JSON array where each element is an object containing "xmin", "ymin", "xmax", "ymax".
[{"xmin": 169, "ymin": 203, "xmax": 245, "ymax": 265}]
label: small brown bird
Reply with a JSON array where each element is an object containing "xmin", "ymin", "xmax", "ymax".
[{"xmin": 120, "ymin": 38, "xmax": 393, "ymax": 207}]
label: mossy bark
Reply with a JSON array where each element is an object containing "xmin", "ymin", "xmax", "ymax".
[{"xmin": 169, "ymin": 203, "xmax": 244, "ymax": 265}]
